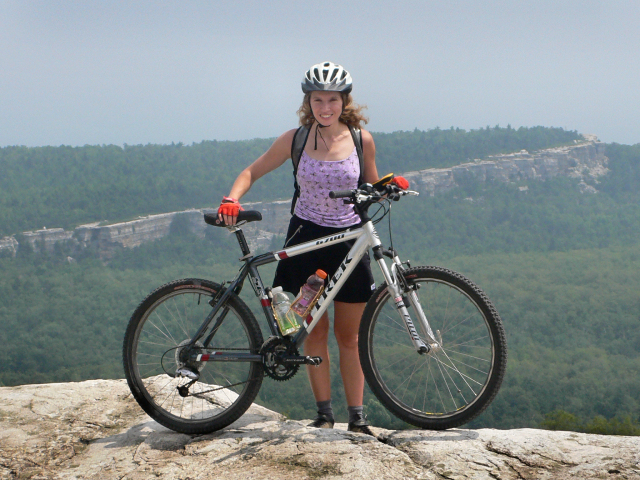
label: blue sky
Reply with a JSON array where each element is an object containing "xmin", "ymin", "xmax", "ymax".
[{"xmin": 1, "ymin": 0, "xmax": 638, "ymax": 147}]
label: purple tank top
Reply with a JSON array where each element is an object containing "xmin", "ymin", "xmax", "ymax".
[{"xmin": 294, "ymin": 147, "xmax": 361, "ymax": 227}]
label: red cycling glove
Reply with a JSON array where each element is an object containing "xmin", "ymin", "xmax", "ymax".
[
  {"xmin": 391, "ymin": 176, "xmax": 409, "ymax": 190},
  {"xmin": 217, "ymin": 196, "xmax": 244, "ymax": 217}
]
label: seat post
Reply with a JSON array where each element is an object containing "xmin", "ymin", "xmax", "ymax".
[{"xmin": 233, "ymin": 228, "xmax": 251, "ymax": 257}]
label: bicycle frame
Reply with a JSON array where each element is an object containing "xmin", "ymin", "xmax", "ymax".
[
  {"xmin": 125, "ymin": 186, "xmax": 506, "ymax": 433},
  {"xmin": 188, "ymin": 203, "xmax": 434, "ymax": 366}
]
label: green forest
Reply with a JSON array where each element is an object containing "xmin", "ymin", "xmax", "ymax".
[
  {"xmin": 1, "ymin": 127, "xmax": 639, "ymax": 436},
  {"xmin": 0, "ymin": 125, "xmax": 579, "ymax": 236}
]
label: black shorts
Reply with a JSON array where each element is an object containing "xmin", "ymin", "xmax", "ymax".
[{"xmin": 273, "ymin": 216, "xmax": 375, "ymax": 304}]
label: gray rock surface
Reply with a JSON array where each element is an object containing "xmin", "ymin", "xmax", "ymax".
[{"xmin": 1, "ymin": 379, "xmax": 639, "ymax": 479}]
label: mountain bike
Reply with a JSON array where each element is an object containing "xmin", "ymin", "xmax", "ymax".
[{"xmin": 122, "ymin": 176, "xmax": 507, "ymax": 434}]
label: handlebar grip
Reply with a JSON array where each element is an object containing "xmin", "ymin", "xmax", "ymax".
[{"xmin": 329, "ymin": 189, "xmax": 355, "ymax": 199}]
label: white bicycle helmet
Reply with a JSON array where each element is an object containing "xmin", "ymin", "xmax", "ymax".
[{"xmin": 302, "ymin": 61, "xmax": 353, "ymax": 94}]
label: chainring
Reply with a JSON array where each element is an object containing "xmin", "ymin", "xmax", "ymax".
[{"xmin": 260, "ymin": 336, "xmax": 300, "ymax": 381}]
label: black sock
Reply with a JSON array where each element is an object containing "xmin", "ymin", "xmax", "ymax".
[
  {"xmin": 317, "ymin": 399, "xmax": 334, "ymax": 419},
  {"xmin": 347, "ymin": 405, "xmax": 364, "ymax": 423}
]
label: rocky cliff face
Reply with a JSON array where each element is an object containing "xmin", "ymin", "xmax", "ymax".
[
  {"xmin": 402, "ymin": 138, "xmax": 607, "ymax": 197},
  {"xmin": 0, "ymin": 138, "xmax": 608, "ymax": 260},
  {"xmin": 1, "ymin": 379, "xmax": 638, "ymax": 479}
]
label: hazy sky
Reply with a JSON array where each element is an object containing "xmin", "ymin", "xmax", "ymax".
[{"xmin": 1, "ymin": 0, "xmax": 638, "ymax": 147}]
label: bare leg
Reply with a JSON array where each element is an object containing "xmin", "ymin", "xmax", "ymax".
[
  {"xmin": 304, "ymin": 311, "xmax": 331, "ymax": 402},
  {"xmin": 333, "ymin": 301, "xmax": 366, "ymax": 407}
]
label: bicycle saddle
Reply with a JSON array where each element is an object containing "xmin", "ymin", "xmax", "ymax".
[{"xmin": 204, "ymin": 210, "xmax": 262, "ymax": 227}]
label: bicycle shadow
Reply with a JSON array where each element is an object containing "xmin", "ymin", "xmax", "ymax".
[
  {"xmin": 91, "ymin": 414, "xmax": 480, "ymax": 456},
  {"xmin": 93, "ymin": 411, "xmax": 285, "ymax": 451},
  {"xmin": 379, "ymin": 428, "xmax": 480, "ymax": 446}
]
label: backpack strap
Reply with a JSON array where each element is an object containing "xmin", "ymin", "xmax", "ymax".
[
  {"xmin": 348, "ymin": 126, "xmax": 365, "ymax": 188},
  {"xmin": 290, "ymin": 125, "xmax": 311, "ymax": 215},
  {"xmin": 290, "ymin": 124, "xmax": 365, "ymax": 215}
]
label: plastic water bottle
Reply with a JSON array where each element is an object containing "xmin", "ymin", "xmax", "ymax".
[
  {"xmin": 291, "ymin": 269, "xmax": 328, "ymax": 317},
  {"xmin": 271, "ymin": 287, "xmax": 300, "ymax": 336}
]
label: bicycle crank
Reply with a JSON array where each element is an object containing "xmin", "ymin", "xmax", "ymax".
[{"xmin": 260, "ymin": 337, "xmax": 322, "ymax": 381}]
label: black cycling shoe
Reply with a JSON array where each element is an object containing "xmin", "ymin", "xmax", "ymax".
[
  {"xmin": 347, "ymin": 414, "xmax": 376, "ymax": 437},
  {"xmin": 308, "ymin": 414, "xmax": 335, "ymax": 429}
]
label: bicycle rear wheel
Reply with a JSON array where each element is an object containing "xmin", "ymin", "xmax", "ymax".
[
  {"xmin": 359, "ymin": 266, "xmax": 506, "ymax": 429},
  {"xmin": 123, "ymin": 278, "xmax": 264, "ymax": 434}
]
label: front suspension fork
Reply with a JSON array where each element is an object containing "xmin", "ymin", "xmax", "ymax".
[{"xmin": 375, "ymin": 248, "xmax": 441, "ymax": 354}]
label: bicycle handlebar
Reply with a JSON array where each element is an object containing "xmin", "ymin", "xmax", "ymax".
[
  {"xmin": 329, "ymin": 189, "xmax": 356, "ymax": 199},
  {"xmin": 329, "ymin": 184, "xmax": 418, "ymax": 203}
]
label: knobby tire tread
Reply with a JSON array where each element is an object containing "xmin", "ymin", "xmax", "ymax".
[
  {"xmin": 359, "ymin": 266, "xmax": 507, "ymax": 430},
  {"xmin": 123, "ymin": 278, "xmax": 264, "ymax": 434}
]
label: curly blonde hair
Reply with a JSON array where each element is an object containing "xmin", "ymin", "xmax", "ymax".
[{"xmin": 297, "ymin": 93, "xmax": 368, "ymax": 129}]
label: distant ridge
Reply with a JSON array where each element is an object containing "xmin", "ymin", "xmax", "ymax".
[{"xmin": 0, "ymin": 137, "xmax": 607, "ymax": 259}]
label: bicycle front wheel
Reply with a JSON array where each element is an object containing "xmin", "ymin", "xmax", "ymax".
[
  {"xmin": 359, "ymin": 266, "xmax": 507, "ymax": 430},
  {"xmin": 123, "ymin": 278, "xmax": 264, "ymax": 434}
]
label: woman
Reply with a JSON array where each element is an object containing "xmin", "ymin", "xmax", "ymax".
[{"xmin": 218, "ymin": 61, "xmax": 384, "ymax": 435}]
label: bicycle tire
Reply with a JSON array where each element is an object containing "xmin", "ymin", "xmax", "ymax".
[
  {"xmin": 123, "ymin": 278, "xmax": 264, "ymax": 434},
  {"xmin": 359, "ymin": 266, "xmax": 507, "ymax": 429}
]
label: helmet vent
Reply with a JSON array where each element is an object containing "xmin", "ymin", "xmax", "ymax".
[{"xmin": 302, "ymin": 62, "xmax": 353, "ymax": 94}]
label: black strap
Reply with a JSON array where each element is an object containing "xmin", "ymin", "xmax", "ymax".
[{"xmin": 290, "ymin": 125, "xmax": 365, "ymax": 215}]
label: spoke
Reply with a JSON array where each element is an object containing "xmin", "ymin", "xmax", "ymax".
[
  {"xmin": 127, "ymin": 280, "xmax": 264, "ymax": 429},
  {"xmin": 136, "ymin": 351, "xmax": 167, "ymax": 358},
  {"xmin": 436, "ymin": 354, "xmax": 486, "ymax": 387},
  {"xmin": 440, "ymin": 309, "xmax": 481, "ymax": 337},
  {"xmin": 177, "ymin": 293, "xmax": 195, "ymax": 339},
  {"xmin": 372, "ymin": 337, "xmax": 414, "ymax": 355},
  {"xmin": 434, "ymin": 350, "xmax": 478, "ymax": 398},
  {"xmin": 434, "ymin": 355, "xmax": 456, "ymax": 411},
  {"xmin": 445, "ymin": 333, "xmax": 491, "ymax": 350},
  {"xmin": 138, "ymin": 338, "xmax": 176, "ymax": 348},
  {"xmin": 379, "ymin": 311, "xmax": 411, "ymax": 334},
  {"xmin": 421, "ymin": 358, "xmax": 431, "ymax": 412},
  {"xmin": 428, "ymin": 359, "xmax": 447, "ymax": 413},
  {"xmin": 442, "ymin": 355, "xmax": 490, "ymax": 378},
  {"xmin": 158, "ymin": 303, "xmax": 183, "ymax": 345},
  {"xmin": 441, "ymin": 284, "xmax": 452, "ymax": 334},
  {"xmin": 443, "ymin": 348, "xmax": 492, "ymax": 364},
  {"xmin": 147, "ymin": 314, "xmax": 179, "ymax": 347},
  {"xmin": 376, "ymin": 352, "xmax": 419, "ymax": 374},
  {"xmin": 396, "ymin": 357, "xmax": 426, "ymax": 400},
  {"xmin": 139, "ymin": 325, "xmax": 177, "ymax": 345}
]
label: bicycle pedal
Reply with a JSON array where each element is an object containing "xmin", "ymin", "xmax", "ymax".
[
  {"xmin": 175, "ymin": 367, "xmax": 200, "ymax": 380},
  {"xmin": 307, "ymin": 356, "xmax": 323, "ymax": 366}
]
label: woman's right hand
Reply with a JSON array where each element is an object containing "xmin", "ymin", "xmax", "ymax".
[
  {"xmin": 217, "ymin": 196, "xmax": 244, "ymax": 226},
  {"xmin": 218, "ymin": 129, "xmax": 297, "ymax": 225}
]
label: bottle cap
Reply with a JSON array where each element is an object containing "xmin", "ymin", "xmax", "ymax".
[
  {"xmin": 272, "ymin": 286, "xmax": 283, "ymax": 294},
  {"xmin": 315, "ymin": 269, "xmax": 327, "ymax": 279}
]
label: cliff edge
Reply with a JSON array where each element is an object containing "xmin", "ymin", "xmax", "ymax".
[
  {"xmin": 1, "ymin": 379, "xmax": 639, "ymax": 479},
  {"xmin": 0, "ymin": 137, "xmax": 609, "ymax": 259}
]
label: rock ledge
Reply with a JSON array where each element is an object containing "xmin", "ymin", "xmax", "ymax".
[{"xmin": 1, "ymin": 379, "xmax": 639, "ymax": 479}]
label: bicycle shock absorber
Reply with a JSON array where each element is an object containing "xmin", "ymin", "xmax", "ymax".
[
  {"xmin": 392, "ymin": 293, "xmax": 431, "ymax": 354},
  {"xmin": 390, "ymin": 252, "xmax": 441, "ymax": 353},
  {"xmin": 374, "ymin": 246, "xmax": 431, "ymax": 354}
]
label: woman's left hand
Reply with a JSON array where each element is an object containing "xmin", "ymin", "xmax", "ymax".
[{"xmin": 391, "ymin": 176, "xmax": 409, "ymax": 190}]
